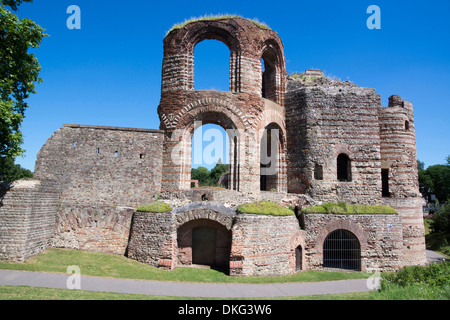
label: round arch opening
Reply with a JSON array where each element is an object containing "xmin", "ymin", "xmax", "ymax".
[
  {"xmin": 177, "ymin": 219, "xmax": 231, "ymax": 273},
  {"xmin": 323, "ymin": 229, "xmax": 361, "ymax": 271}
]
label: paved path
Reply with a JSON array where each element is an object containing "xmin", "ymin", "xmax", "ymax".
[
  {"xmin": 426, "ymin": 250, "xmax": 447, "ymax": 263},
  {"xmin": 0, "ymin": 269, "xmax": 378, "ymax": 298},
  {"xmin": 0, "ymin": 250, "xmax": 445, "ymax": 298}
]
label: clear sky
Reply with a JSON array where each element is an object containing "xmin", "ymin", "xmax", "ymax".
[{"xmin": 10, "ymin": 0, "xmax": 450, "ymax": 171}]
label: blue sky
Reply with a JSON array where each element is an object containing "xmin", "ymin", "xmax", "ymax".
[{"xmin": 10, "ymin": 0, "xmax": 450, "ymax": 170}]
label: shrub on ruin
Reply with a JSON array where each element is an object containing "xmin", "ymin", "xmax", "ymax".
[
  {"xmin": 237, "ymin": 201, "xmax": 294, "ymax": 216},
  {"xmin": 136, "ymin": 201, "xmax": 172, "ymax": 213},
  {"xmin": 301, "ymin": 203, "xmax": 397, "ymax": 214}
]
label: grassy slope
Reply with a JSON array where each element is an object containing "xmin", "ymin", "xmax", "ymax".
[{"xmin": 0, "ymin": 248, "xmax": 370, "ymax": 284}]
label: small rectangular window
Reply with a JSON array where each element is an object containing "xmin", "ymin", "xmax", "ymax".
[
  {"xmin": 96, "ymin": 148, "xmax": 100, "ymax": 154},
  {"xmin": 115, "ymin": 151, "xmax": 118, "ymax": 158},
  {"xmin": 140, "ymin": 154, "xmax": 144, "ymax": 159},
  {"xmin": 314, "ymin": 164, "xmax": 323, "ymax": 180},
  {"xmin": 73, "ymin": 141, "xmax": 77, "ymax": 148}
]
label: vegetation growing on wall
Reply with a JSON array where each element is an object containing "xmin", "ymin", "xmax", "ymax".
[
  {"xmin": 167, "ymin": 14, "xmax": 270, "ymax": 35},
  {"xmin": 136, "ymin": 201, "xmax": 172, "ymax": 213},
  {"xmin": 237, "ymin": 201, "xmax": 294, "ymax": 216},
  {"xmin": 301, "ymin": 203, "xmax": 398, "ymax": 215}
]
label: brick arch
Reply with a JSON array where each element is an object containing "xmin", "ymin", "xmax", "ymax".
[
  {"xmin": 315, "ymin": 220, "xmax": 368, "ymax": 251},
  {"xmin": 170, "ymin": 98, "xmax": 251, "ymax": 132},
  {"xmin": 173, "ymin": 202, "xmax": 236, "ymax": 230},
  {"xmin": 254, "ymin": 109, "xmax": 286, "ymax": 137}
]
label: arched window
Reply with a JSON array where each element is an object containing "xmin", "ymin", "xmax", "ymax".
[
  {"xmin": 323, "ymin": 229, "xmax": 361, "ymax": 271},
  {"xmin": 260, "ymin": 123, "xmax": 283, "ymax": 191},
  {"xmin": 261, "ymin": 47, "xmax": 279, "ymax": 103},
  {"xmin": 194, "ymin": 40, "xmax": 230, "ymax": 91},
  {"xmin": 337, "ymin": 153, "xmax": 351, "ymax": 182},
  {"xmin": 405, "ymin": 120, "xmax": 410, "ymax": 131}
]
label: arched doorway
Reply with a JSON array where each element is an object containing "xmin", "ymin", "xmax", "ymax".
[
  {"xmin": 177, "ymin": 219, "xmax": 231, "ymax": 271},
  {"xmin": 323, "ymin": 229, "xmax": 361, "ymax": 271}
]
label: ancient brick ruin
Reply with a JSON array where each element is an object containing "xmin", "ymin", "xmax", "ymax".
[{"xmin": 0, "ymin": 17, "xmax": 427, "ymax": 275}]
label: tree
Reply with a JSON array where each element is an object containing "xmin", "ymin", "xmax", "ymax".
[
  {"xmin": 418, "ymin": 156, "xmax": 450, "ymax": 203},
  {"xmin": 0, "ymin": 157, "xmax": 33, "ymax": 181},
  {"xmin": 210, "ymin": 159, "xmax": 229, "ymax": 182},
  {"xmin": 191, "ymin": 166, "xmax": 212, "ymax": 186},
  {"xmin": 426, "ymin": 164, "xmax": 450, "ymax": 203},
  {"xmin": 0, "ymin": 0, "xmax": 47, "ymax": 172},
  {"xmin": 191, "ymin": 162, "xmax": 230, "ymax": 187}
]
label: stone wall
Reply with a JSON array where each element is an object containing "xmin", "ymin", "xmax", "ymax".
[
  {"xmin": 33, "ymin": 124, "xmax": 165, "ymax": 254},
  {"xmin": 383, "ymin": 197, "xmax": 427, "ymax": 266},
  {"xmin": 53, "ymin": 204, "xmax": 134, "ymax": 255},
  {"xmin": 303, "ymin": 213, "xmax": 404, "ymax": 272},
  {"xmin": 35, "ymin": 124, "xmax": 164, "ymax": 207},
  {"xmin": 127, "ymin": 210, "xmax": 176, "ymax": 270},
  {"xmin": 230, "ymin": 214, "xmax": 303, "ymax": 276},
  {"xmin": 285, "ymin": 76, "xmax": 383, "ymax": 204},
  {"xmin": 0, "ymin": 180, "xmax": 60, "ymax": 262},
  {"xmin": 126, "ymin": 201, "xmax": 304, "ymax": 276}
]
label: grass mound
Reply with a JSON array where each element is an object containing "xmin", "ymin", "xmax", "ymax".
[
  {"xmin": 136, "ymin": 201, "xmax": 172, "ymax": 213},
  {"xmin": 302, "ymin": 202, "xmax": 397, "ymax": 215},
  {"xmin": 237, "ymin": 201, "xmax": 294, "ymax": 216}
]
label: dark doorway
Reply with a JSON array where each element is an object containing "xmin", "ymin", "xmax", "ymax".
[
  {"xmin": 381, "ymin": 169, "xmax": 390, "ymax": 197},
  {"xmin": 323, "ymin": 229, "xmax": 361, "ymax": 271},
  {"xmin": 192, "ymin": 227, "xmax": 217, "ymax": 265},
  {"xmin": 295, "ymin": 246, "xmax": 303, "ymax": 271},
  {"xmin": 337, "ymin": 154, "xmax": 351, "ymax": 182}
]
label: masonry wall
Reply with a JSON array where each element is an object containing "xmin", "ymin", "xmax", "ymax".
[
  {"xmin": 230, "ymin": 214, "xmax": 302, "ymax": 276},
  {"xmin": 285, "ymin": 76, "xmax": 383, "ymax": 204},
  {"xmin": 0, "ymin": 180, "xmax": 60, "ymax": 262},
  {"xmin": 379, "ymin": 95, "xmax": 427, "ymax": 266},
  {"xmin": 34, "ymin": 124, "xmax": 165, "ymax": 254},
  {"xmin": 127, "ymin": 211, "xmax": 176, "ymax": 269},
  {"xmin": 35, "ymin": 124, "xmax": 164, "ymax": 207}
]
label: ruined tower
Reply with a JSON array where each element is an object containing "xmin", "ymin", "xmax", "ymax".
[{"xmin": 158, "ymin": 17, "xmax": 287, "ymax": 193}]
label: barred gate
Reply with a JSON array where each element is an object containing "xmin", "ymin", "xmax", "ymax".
[{"xmin": 323, "ymin": 229, "xmax": 361, "ymax": 271}]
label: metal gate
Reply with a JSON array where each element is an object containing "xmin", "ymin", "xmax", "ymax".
[{"xmin": 323, "ymin": 229, "xmax": 361, "ymax": 271}]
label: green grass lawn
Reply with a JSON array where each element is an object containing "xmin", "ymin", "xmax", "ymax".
[
  {"xmin": 0, "ymin": 248, "xmax": 371, "ymax": 284},
  {"xmin": 0, "ymin": 285, "xmax": 372, "ymax": 300}
]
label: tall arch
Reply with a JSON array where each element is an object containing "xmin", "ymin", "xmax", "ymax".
[
  {"xmin": 260, "ymin": 122, "xmax": 286, "ymax": 192},
  {"xmin": 194, "ymin": 40, "xmax": 230, "ymax": 91},
  {"xmin": 260, "ymin": 39, "xmax": 285, "ymax": 104},
  {"xmin": 166, "ymin": 100, "xmax": 246, "ymax": 191}
]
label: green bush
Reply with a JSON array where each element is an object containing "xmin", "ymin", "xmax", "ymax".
[
  {"xmin": 302, "ymin": 203, "xmax": 397, "ymax": 215},
  {"xmin": 381, "ymin": 262, "xmax": 450, "ymax": 288},
  {"xmin": 136, "ymin": 201, "xmax": 172, "ymax": 213},
  {"xmin": 375, "ymin": 262, "xmax": 450, "ymax": 300},
  {"xmin": 426, "ymin": 202, "xmax": 450, "ymax": 256},
  {"xmin": 237, "ymin": 201, "xmax": 294, "ymax": 216}
]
